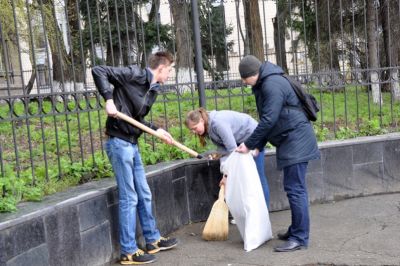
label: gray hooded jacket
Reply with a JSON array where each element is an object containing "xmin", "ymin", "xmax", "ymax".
[{"xmin": 208, "ymin": 110, "xmax": 258, "ymax": 153}]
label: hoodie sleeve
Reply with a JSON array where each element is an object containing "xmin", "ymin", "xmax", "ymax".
[
  {"xmin": 140, "ymin": 118, "xmax": 159, "ymax": 131},
  {"xmin": 91, "ymin": 65, "xmax": 141, "ymax": 100},
  {"xmin": 212, "ymin": 122, "xmax": 238, "ymax": 153},
  {"xmin": 244, "ymin": 78, "xmax": 285, "ymax": 149}
]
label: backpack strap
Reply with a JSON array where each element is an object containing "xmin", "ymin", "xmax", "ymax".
[
  {"xmin": 263, "ymin": 72, "xmax": 308, "ymax": 114},
  {"xmin": 278, "ymin": 74, "xmax": 305, "ymax": 111}
]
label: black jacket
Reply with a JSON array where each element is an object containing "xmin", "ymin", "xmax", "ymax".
[
  {"xmin": 92, "ymin": 65, "xmax": 159, "ymax": 143},
  {"xmin": 244, "ymin": 62, "xmax": 320, "ymax": 169}
]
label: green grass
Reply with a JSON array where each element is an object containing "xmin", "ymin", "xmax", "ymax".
[
  {"xmin": 0, "ymin": 85, "xmax": 399, "ymax": 212},
  {"xmin": 309, "ymin": 85, "xmax": 400, "ymax": 140}
]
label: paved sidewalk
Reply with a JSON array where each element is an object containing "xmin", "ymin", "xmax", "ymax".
[{"xmin": 113, "ymin": 193, "xmax": 400, "ymax": 266}]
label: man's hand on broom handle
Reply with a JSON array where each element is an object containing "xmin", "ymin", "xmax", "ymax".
[{"xmin": 156, "ymin": 128, "xmax": 174, "ymax": 145}]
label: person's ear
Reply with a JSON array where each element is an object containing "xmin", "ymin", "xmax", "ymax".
[
  {"xmin": 156, "ymin": 65, "xmax": 163, "ymax": 74},
  {"xmin": 153, "ymin": 66, "xmax": 163, "ymax": 81}
]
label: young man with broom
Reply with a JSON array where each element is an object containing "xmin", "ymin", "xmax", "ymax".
[
  {"xmin": 92, "ymin": 51, "xmax": 178, "ymax": 264},
  {"xmin": 236, "ymin": 55, "xmax": 320, "ymax": 252}
]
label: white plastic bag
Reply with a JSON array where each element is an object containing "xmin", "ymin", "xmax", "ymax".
[{"xmin": 222, "ymin": 152, "xmax": 272, "ymax": 251}]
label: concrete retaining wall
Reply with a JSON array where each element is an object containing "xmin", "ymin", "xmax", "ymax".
[{"xmin": 1, "ymin": 133, "xmax": 400, "ymax": 265}]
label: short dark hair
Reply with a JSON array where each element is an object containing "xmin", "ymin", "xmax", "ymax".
[{"xmin": 148, "ymin": 51, "xmax": 174, "ymax": 69}]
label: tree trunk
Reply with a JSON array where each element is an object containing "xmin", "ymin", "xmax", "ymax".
[
  {"xmin": 24, "ymin": 69, "xmax": 36, "ymax": 95},
  {"xmin": 66, "ymin": 0, "xmax": 85, "ymax": 85},
  {"xmin": 149, "ymin": 0, "xmax": 160, "ymax": 22},
  {"xmin": 273, "ymin": 16, "xmax": 288, "ymax": 72},
  {"xmin": 235, "ymin": 1, "xmax": 249, "ymax": 56},
  {"xmin": 381, "ymin": 0, "xmax": 400, "ymax": 100},
  {"xmin": 40, "ymin": 0, "xmax": 78, "ymax": 93},
  {"xmin": 213, "ymin": 4, "xmax": 228, "ymax": 73},
  {"xmin": 366, "ymin": 0, "xmax": 381, "ymax": 104},
  {"xmin": 169, "ymin": 0, "xmax": 193, "ymax": 93},
  {"xmin": 274, "ymin": 1, "xmax": 288, "ymax": 72},
  {"xmin": 105, "ymin": 33, "xmax": 121, "ymax": 67},
  {"xmin": 243, "ymin": 0, "xmax": 264, "ymax": 61}
]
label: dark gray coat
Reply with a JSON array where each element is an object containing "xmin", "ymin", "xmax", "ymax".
[{"xmin": 244, "ymin": 62, "xmax": 320, "ymax": 169}]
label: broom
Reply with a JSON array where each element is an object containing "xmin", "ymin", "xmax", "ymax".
[{"xmin": 202, "ymin": 184, "xmax": 229, "ymax": 241}]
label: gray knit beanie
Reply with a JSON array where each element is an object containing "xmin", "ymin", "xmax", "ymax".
[{"xmin": 239, "ymin": 55, "xmax": 262, "ymax": 78}]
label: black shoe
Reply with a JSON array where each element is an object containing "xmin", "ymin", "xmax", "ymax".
[
  {"xmin": 274, "ymin": 240, "xmax": 306, "ymax": 252},
  {"xmin": 277, "ymin": 231, "xmax": 290, "ymax": 240},
  {"xmin": 146, "ymin": 237, "xmax": 178, "ymax": 254},
  {"xmin": 120, "ymin": 249, "xmax": 156, "ymax": 265}
]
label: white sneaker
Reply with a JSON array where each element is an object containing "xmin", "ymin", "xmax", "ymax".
[{"xmin": 230, "ymin": 219, "xmax": 236, "ymax": 225}]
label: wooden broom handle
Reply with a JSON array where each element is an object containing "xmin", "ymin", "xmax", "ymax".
[
  {"xmin": 219, "ymin": 184, "xmax": 225, "ymax": 200},
  {"xmin": 116, "ymin": 111, "xmax": 202, "ymax": 159}
]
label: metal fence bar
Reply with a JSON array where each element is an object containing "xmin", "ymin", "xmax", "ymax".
[{"xmin": 0, "ymin": 24, "xmax": 11, "ymax": 96}]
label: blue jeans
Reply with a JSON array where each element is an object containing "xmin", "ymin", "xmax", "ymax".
[
  {"xmin": 283, "ymin": 162, "xmax": 309, "ymax": 246},
  {"xmin": 105, "ymin": 137, "xmax": 160, "ymax": 255},
  {"xmin": 254, "ymin": 149, "xmax": 270, "ymax": 208}
]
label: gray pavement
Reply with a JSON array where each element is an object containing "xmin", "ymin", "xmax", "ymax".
[{"xmin": 113, "ymin": 193, "xmax": 400, "ymax": 266}]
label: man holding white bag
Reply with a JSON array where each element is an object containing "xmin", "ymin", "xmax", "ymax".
[{"xmin": 236, "ymin": 55, "xmax": 320, "ymax": 252}]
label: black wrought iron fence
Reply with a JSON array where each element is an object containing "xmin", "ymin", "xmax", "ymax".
[{"xmin": 1, "ymin": 0, "xmax": 400, "ymax": 197}]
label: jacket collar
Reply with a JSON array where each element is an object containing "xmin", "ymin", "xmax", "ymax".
[{"xmin": 146, "ymin": 68, "xmax": 160, "ymax": 91}]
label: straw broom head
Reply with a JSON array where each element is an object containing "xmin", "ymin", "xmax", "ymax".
[{"xmin": 202, "ymin": 184, "xmax": 229, "ymax": 241}]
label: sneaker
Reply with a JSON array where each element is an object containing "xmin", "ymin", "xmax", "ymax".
[
  {"xmin": 146, "ymin": 236, "xmax": 178, "ymax": 254},
  {"xmin": 120, "ymin": 249, "xmax": 156, "ymax": 265},
  {"xmin": 230, "ymin": 219, "xmax": 236, "ymax": 225}
]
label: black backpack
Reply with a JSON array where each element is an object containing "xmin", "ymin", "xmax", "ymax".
[{"xmin": 282, "ymin": 74, "xmax": 319, "ymax": 122}]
